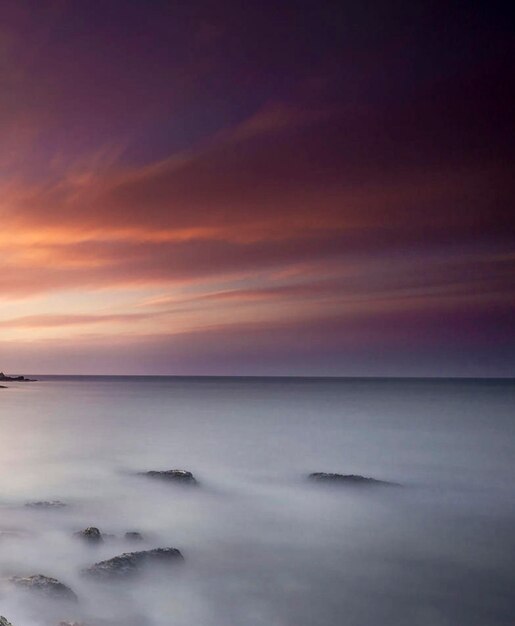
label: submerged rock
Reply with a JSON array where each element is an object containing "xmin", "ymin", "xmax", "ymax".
[
  {"xmin": 83, "ymin": 547, "xmax": 184, "ymax": 579},
  {"xmin": 9, "ymin": 574, "xmax": 77, "ymax": 601},
  {"xmin": 25, "ymin": 500, "xmax": 67, "ymax": 509},
  {"xmin": 0, "ymin": 617, "xmax": 13, "ymax": 626},
  {"xmin": 75, "ymin": 527, "xmax": 103, "ymax": 543},
  {"xmin": 308, "ymin": 472, "xmax": 398, "ymax": 486},
  {"xmin": 125, "ymin": 531, "xmax": 143, "ymax": 542},
  {"xmin": 140, "ymin": 469, "xmax": 197, "ymax": 484}
]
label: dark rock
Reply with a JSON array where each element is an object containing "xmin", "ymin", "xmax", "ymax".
[
  {"xmin": 9, "ymin": 575, "xmax": 77, "ymax": 601},
  {"xmin": 25, "ymin": 500, "xmax": 67, "ymax": 509},
  {"xmin": 308, "ymin": 472, "xmax": 398, "ymax": 486},
  {"xmin": 83, "ymin": 547, "xmax": 184, "ymax": 579},
  {"xmin": 75, "ymin": 527, "xmax": 103, "ymax": 543},
  {"xmin": 125, "ymin": 531, "xmax": 143, "ymax": 542},
  {"xmin": 140, "ymin": 469, "xmax": 197, "ymax": 484},
  {"xmin": 0, "ymin": 372, "xmax": 36, "ymax": 382},
  {"xmin": 0, "ymin": 617, "xmax": 13, "ymax": 626}
]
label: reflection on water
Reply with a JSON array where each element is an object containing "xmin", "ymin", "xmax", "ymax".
[{"xmin": 1, "ymin": 377, "xmax": 514, "ymax": 625}]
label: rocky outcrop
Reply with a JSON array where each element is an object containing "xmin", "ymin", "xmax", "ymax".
[
  {"xmin": 9, "ymin": 574, "xmax": 77, "ymax": 601},
  {"xmin": 140, "ymin": 469, "xmax": 197, "ymax": 484},
  {"xmin": 125, "ymin": 531, "xmax": 143, "ymax": 542},
  {"xmin": 75, "ymin": 527, "xmax": 103, "ymax": 543},
  {"xmin": 0, "ymin": 372, "xmax": 36, "ymax": 382},
  {"xmin": 83, "ymin": 547, "xmax": 184, "ymax": 579},
  {"xmin": 0, "ymin": 617, "xmax": 13, "ymax": 626},
  {"xmin": 73, "ymin": 528, "xmax": 144, "ymax": 543},
  {"xmin": 308, "ymin": 472, "xmax": 398, "ymax": 486},
  {"xmin": 25, "ymin": 500, "xmax": 67, "ymax": 509}
]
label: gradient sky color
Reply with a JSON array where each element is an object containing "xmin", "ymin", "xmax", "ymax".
[{"xmin": 1, "ymin": 1, "xmax": 514, "ymax": 376}]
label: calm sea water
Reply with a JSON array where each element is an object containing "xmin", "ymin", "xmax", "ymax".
[{"xmin": 0, "ymin": 376, "xmax": 514, "ymax": 625}]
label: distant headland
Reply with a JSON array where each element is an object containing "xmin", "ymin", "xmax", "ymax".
[{"xmin": 0, "ymin": 372, "xmax": 37, "ymax": 383}]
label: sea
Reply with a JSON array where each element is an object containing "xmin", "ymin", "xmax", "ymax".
[{"xmin": 0, "ymin": 376, "xmax": 514, "ymax": 626}]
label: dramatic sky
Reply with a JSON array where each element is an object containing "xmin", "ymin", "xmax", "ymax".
[{"xmin": 0, "ymin": 1, "xmax": 514, "ymax": 376}]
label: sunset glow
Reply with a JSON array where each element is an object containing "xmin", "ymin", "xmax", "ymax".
[{"xmin": 1, "ymin": 1, "xmax": 513, "ymax": 375}]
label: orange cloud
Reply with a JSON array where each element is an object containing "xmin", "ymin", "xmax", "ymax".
[
  {"xmin": 0, "ymin": 313, "xmax": 155, "ymax": 329},
  {"xmin": 0, "ymin": 0, "xmax": 513, "ymax": 375}
]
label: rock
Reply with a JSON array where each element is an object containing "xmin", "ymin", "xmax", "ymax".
[
  {"xmin": 25, "ymin": 500, "xmax": 67, "ymax": 509},
  {"xmin": 140, "ymin": 469, "xmax": 197, "ymax": 484},
  {"xmin": 83, "ymin": 547, "xmax": 184, "ymax": 579},
  {"xmin": 308, "ymin": 472, "xmax": 398, "ymax": 486},
  {"xmin": 74, "ymin": 527, "xmax": 103, "ymax": 543},
  {"xmin": 125, "ymin": 531, "xmax": 143, "ymax": 542},
  {"xmin": 0, "ymin": 617, "xmax": 13, "ymax": 626},
  {"xmin": 9, "ymin": 574, "xmax": 77, "ymax": 601},
  {"xmin": 0, "ymin": 372, "xmax": 36, "ymax": 382}
]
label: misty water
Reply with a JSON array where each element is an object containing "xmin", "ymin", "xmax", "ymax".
[{"xmin": 0, "ymin": 376, "xmax": 514, "ymax": 626}]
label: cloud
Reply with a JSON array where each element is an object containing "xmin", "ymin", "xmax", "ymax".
[
  {"xmin": 1, "ymin": 102, "xmax": 512, "ymax": 301},
  {"xmin": 0, "ymin": 312, "xmax": 156, "ymax": 329},
  {"xmin": 0, "ymin": 1, "xmax": 514, "ymax": 374},
  {"xmin": 1, "ymin": 299, "xmax": 514, "ymax": 376}
]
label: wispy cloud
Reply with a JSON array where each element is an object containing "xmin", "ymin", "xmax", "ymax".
[{"xmin": 0, "ymin": 1, "xmax": 513, "ymax": 374}]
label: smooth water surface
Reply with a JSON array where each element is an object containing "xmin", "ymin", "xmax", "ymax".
[{"xmin": 0, "ymin": 376, "xmax": 514, "ymax": 625}]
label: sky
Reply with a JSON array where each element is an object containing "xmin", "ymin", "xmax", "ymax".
[{"xmin": 0, "ymin": 0, "xmax": 514, "ymax": 376}]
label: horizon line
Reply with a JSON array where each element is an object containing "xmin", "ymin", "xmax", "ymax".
[{"xmin": 11, "ymin": 373, "xmax": 515, "ymax": 381}]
